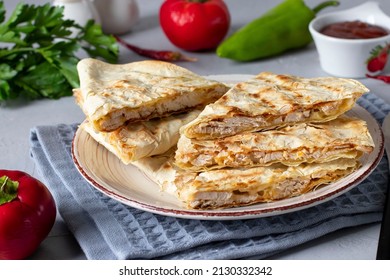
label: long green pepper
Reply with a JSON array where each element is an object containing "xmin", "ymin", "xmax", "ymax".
[{"xmin": 216, "ymin": 0, "xmax": 339, "ymax": 61}]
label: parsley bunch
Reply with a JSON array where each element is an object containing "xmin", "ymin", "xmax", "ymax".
[{"xmin": 0, "ymin": 1, "xmax": 118, "ymax": 101}]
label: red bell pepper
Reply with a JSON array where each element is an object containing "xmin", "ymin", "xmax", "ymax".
[
  {"xmin": 0, "ymin": 170, "xmax": 56, "ymax": 260},
  {"xmin": 159, "ymin": 0, "xmax": 231, "ymax": 51}
]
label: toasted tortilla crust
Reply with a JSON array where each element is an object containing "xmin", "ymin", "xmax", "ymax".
[
  {"xmin": 81, "ymin": 109, "xmax": 201, "ymax": 164},
  {"xmin": 133, "ymin": 151, "xmax": 360, "ymax": 210},
  {"xmin": 76, "ymin": 58, "xmax": 229, "ymax": 132},
  {"xmin": 182, "ymin": 72, "xmax": 369, "ymax": 140},
  {"xmin": 175, "ymin": 115, "xmax": 375, "ymax": 171},
  {"xmin": 176, "ymin": 159, "xmax": 360, "ymax": 209}
]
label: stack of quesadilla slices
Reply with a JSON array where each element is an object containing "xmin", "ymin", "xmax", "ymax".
[
  {"xmin": 74, "ymin": 59, "xmax": 375, "ymax": 210},
  {"xmin": 133, "ymin": 72, "xmax": 375, "ymax": 210},
  {"xmin": 74, "ymin": 58, "xmax": 229, "ymax": 163}
]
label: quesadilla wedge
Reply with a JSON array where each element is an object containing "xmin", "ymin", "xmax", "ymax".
[
  {"xmin": 133, "ymin": 151, "xmax": 360, "ymax": 209},
  {"xmin": 76, "ymin": 58, "xmax": 229, "ymax": 132},
  {"xmin": 80, "ymin": 109, "xmax": 201, "ymax": 164},
  {"xmin": 182, "ymin": 72, "xmax": 369, "ymax": 140},
  {"xmin": 175, "ymin": 115, "xmax": 375, "ymax": 171}
]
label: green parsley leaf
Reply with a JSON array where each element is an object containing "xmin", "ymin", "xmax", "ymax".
[{"xmin": 0, "ymin": 1, "xmax": 119, "ymax": 101}]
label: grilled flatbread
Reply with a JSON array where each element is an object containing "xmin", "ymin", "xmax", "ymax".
[
  {"xmin": 80, "ymin": 109, "xmax": 201, "ymax": 164},
  {"xmin": 133, "ymin": 151, "xmax": 360, "ymax": 209},
  {"xmin": 175, "ymin": 115, "xmax": 374, "ymax": 171},
  {"xmin": 182, "ymin": 72, "xmax": 369, "ymax": 140},
  {"xmin": 76, "ymin": 58, "xmax": 229, "ymax": 132}
]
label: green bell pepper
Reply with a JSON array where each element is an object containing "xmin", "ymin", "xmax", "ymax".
[{"xmin": 216, "ymin": 0, "xmax": 339, "ymax": 61}]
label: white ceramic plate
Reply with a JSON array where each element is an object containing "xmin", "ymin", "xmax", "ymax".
[{"xmin": 72, "ymin": 75, "xmax": 384, "ymax": 220}]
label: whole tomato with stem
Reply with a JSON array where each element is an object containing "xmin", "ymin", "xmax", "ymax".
[
  {"xmin": 159, "ymin": 0, "xmax": 231, "ymax": 51},
  {"xmin": 0, "ymin": 170, "xmax": 56, "ymax": 260}
]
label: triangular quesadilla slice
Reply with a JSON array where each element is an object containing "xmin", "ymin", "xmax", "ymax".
[
  {"xmin": 182, "ymin": 72, "xmax": 369, "ymax": 140},
  {"xmin": 175, "ymin": 115, "xmax": 374, "ymax": 171},
  {"xmin": 133, "ymin": 151, "xmax": 360, "ymax": 209},
  {"xmin": 80, "ymin": 109, "xmax": 201, "ymax": 164},
  {"xmin": 76, "ymin": 58, "xmax": 229, "ymax": 132}
]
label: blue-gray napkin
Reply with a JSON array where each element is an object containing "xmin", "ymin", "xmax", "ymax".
[{"xmin": 29, "ymin": 92, "xmax": 390, "ymax": 260}]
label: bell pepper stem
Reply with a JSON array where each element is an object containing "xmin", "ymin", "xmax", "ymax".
[
  {"xmin": 312, "ymin": 1, "xmax": 339, "ymax": 15},
  {"xmin": 0, "ymin": 176, "xmax": 7, "ymax": 192},
  {"xmin": 0, "ymin": 175, "xmax": 18, "ymax": 205}
]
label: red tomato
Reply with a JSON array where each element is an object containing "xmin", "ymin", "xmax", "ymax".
[
  {"xmin": 0, "ymin": 170, "xmax": 56, "ymax": 260},
  {"xmin": 159, "ymin": 0, "xmax": 231, "ymax": 51}
]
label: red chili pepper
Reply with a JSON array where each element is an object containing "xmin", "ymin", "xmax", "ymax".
[
  {"xmin": 0, "ymin": 170, "xmax": 56, "ymax": 260},
  {"xmin": 366, "ymin": 74, "xmax": 390, "ymax": 83},
  {"xmin": 115, "ymin": 35, "xmax": 197, "ymax": 62}
]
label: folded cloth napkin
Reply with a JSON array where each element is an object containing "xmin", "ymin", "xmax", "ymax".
[{"xmin": 30, "ymin": 92, "xmax": 390, "ymax": 260}]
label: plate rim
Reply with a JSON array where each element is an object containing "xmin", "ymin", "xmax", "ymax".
[{"xmin": 71, "ymin": 74, "xmax": 385, "ymax": 220}]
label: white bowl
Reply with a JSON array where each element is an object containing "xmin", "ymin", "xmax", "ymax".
[{"xmin": 309, "ymin": 1, "xmax": 390, "ymax": 78}]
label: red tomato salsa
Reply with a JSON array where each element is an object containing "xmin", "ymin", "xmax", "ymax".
[{"xmin": 320, "ymin": 20, "xmax": 389, "ymax": 39}]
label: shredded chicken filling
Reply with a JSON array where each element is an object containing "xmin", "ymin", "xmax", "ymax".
[
  {"xmin": 187, "ymin": 168, "xmax": 355, "ymax": 209},
  {"xmin": 192, "ymin": 99, "xmax": 347, "ymax": 138},
  {"xmin": 96, "ymin": 87, "xmax": 223, "ymax": 131},
  {"xmin": 182, "ymin": 144, "xmax": 358, "ymax": 168}
]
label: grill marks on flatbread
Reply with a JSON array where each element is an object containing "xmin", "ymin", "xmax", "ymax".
[
  {"xmin": 175, "ymin": 115, "xmax": 375, "ymax": 171},
  {"xmin": 182, "ymin": 72, "xmax": 370, "ymax": 140},
  {"xmin": 76, "ymin": 58, "xmax": 229, "ymax": 132}
]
